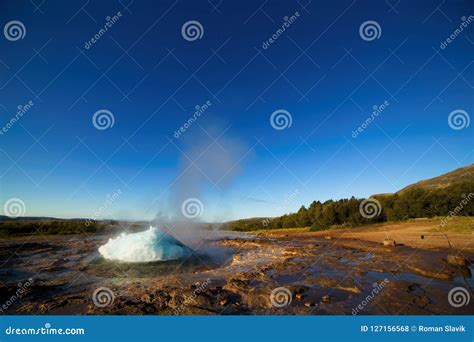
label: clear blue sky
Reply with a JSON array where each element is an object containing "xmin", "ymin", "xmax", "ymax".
[{"xmin": 0, "ymin": 0, "xmax": 473, "ymax": 221}]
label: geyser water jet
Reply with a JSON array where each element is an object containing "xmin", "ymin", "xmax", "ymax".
[{"xmin": 98, "ymin": 226, "xmax": 190, "ymax": 262}]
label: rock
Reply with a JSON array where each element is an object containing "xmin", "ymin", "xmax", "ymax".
[
  {"xmin": 223, "ymin": 278, "xmax": 251, "ymax": 293},
  {"xmin": 167, "ymin": 291, "xmax": 183, "ymax": 308},
  {"xmin": 382, "ymin": 239, "xmax": 396, "ymax": 246},
  {"xmin": 447, "ymin": 254, "xmax": 467, "ymax": 266},
  {"xmin": 140, "ymin": 294, "xmax": 152, "ymax": 303},
  {"xmin": 413, "ymin": 295, "xmax": 431, "ymax": 308},
  {"xmin": 321, "ymin": 295, "xmax": 331, "ymax": 303},
  {"xmin": 143, "ymin": 305, "xmax": 156, "ymax": 314},
  {"xmin": 245, "ymin": 290, "xmax": 272, "ymax": 308},
  {"xmin": 293, "ymin": 285, "xmax": 310, "ymax": 294},
  {"xmin": 304, "ymin": 302, "xmax": 317, "ymax": 307},
  {"xmin": 223, "ymin": 278, "xmax": 270, "ymax": 308}
]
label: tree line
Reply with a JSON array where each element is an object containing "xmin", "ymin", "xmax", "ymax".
[{"xmin": 226, "ymin": 181, "xmax": 474, "ymax": 231}]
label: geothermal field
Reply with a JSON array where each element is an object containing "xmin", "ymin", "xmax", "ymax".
[{"xmin": 0, "ymin": 219, "xmax": 472, "ymax": 315}]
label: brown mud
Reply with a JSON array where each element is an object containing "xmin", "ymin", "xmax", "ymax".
[{"xmin": 0, "ymin": 231, "xmax": 472, "ymax": 315}]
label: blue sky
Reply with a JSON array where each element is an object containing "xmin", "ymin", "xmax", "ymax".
[{"xmin": 0, "ymin": 0, "xmax": 473, "ymax": 222}]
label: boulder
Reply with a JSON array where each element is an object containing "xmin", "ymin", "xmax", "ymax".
[
  {"xmin": 382, "ymin": 239, "xmax": 396, "ymax": 246},
  {"xmin": 447, "ymin": 254, "xmax": 467, "ymax": 266},
  {"xmin": 321, "ymin": 295, "xmax": 331, "ymax": 303}
]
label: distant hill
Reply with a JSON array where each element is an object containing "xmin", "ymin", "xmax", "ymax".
[
  {"xmin": 0, "ymin": 217, "xmax": 151, "ymax": 237},
  {"xmin": 0, "ymin": 215, "xmax": 59, "ymax": 221},
  {"xmin": 398, "ymin": 164, "xmax": 474, "ymax": 193}
]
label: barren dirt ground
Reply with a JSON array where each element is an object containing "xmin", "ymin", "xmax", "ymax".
[
  {"xmin": 257, "ymin": 218, "xmax": 474, "ymax": 254},
  {"xmin": 0, "ymin": 218, "xmax": 472, "ymax": 315}
]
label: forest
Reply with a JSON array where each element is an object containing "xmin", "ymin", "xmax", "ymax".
[{"xmin": 225, "ymin": 181, "xmax": 474, "ymax": 231}]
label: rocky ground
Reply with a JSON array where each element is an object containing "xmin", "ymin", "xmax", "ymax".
[{"xmin": 0, "ymin": 228, "xmax": 472, "ymax": 315}]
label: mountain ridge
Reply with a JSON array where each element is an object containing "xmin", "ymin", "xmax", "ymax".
[{"xmin": 398, "ymin": 163, "xmax": 474, "ymax": 193}]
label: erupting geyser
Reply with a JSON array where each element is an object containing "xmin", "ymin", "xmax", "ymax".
[{"xmin": 98, "ymin": 227, "xmax": 190, "ymax": 262}]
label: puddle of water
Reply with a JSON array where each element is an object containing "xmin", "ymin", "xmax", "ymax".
[
  {"xmin": 359, "ymin": 252, "xmax": 373, "ymax": 260},
  {"xmin": 338, "ymin": 257, "xmax": 359, "ymax": 266}
]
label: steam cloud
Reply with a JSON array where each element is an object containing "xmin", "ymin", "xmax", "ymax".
[{"xmin": 153, "ymin": 124, "xmax": 247, "ymax": 247}]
